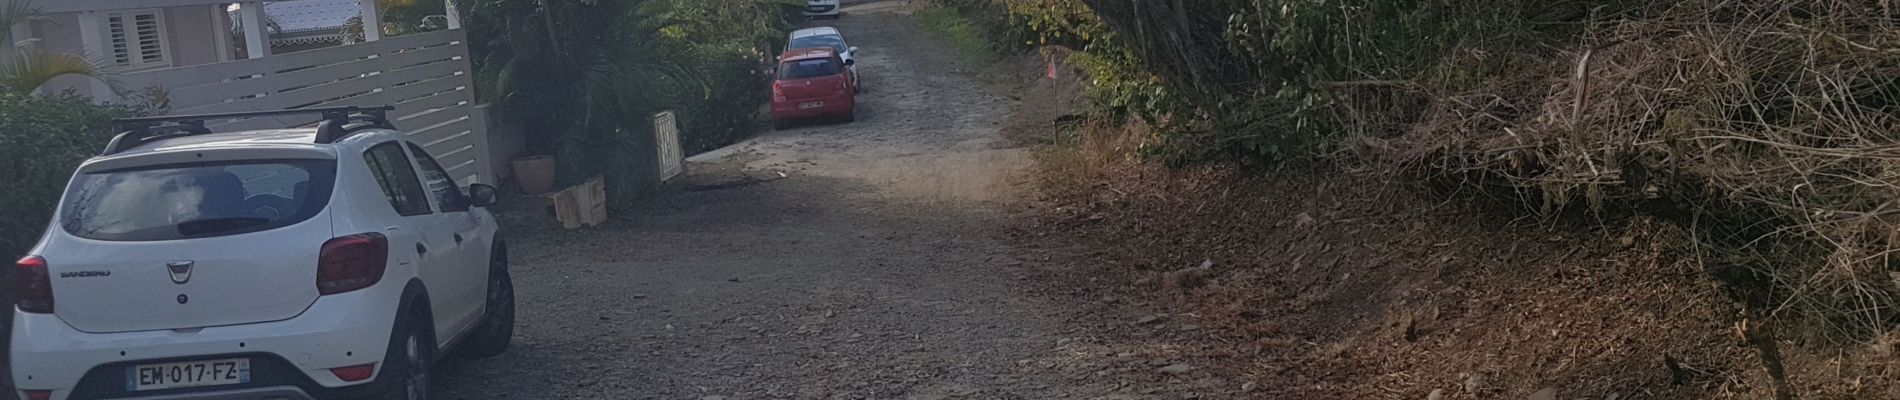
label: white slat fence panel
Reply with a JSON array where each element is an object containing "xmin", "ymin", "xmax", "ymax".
[{"xmin": 111, "ymin": 28, "xmax": 495, "ymax": 186}]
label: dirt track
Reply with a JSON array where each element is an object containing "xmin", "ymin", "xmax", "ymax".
[{"xmin": 429, "ymin": 2, "xmax": 1214, "ymax": 399}]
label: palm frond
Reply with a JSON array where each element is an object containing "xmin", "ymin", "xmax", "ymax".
[{"xmin": 0, "ymin": 51, "xmax": 113, "ymax": 94}]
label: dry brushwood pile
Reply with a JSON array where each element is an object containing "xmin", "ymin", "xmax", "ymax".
[{"xmin": 1386, "ymin": 0, "xmax": 1900, "ymax": 345}]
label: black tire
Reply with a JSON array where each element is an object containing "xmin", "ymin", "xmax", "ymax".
[
  {"xmin": 843, "ymin": 107, "xmax": 856, "ymax": 123},
  {"xmin": 372, "ymin": 308, "xmax": 434, "ymax": 400},
  {"xmin": 459, "ymin": 243, "xmax": 514, "ymax": 358},
  {"xmin": 773, "ymin": 119, "xmax": 790, "ymax": 130}
]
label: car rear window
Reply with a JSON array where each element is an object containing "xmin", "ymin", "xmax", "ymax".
[
  {"xmin": 790, "ymin": 36, "xmax": 846, "ymax": 54},
  {"xmin": 60, "ymin": 160, "xmax": 337, "ymax": 241},
  {"xmin": 779, "ymin": 58, "xmax": 840, "ymax": 80}
]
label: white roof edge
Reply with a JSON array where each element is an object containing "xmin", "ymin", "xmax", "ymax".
[{"xmin": 42, "ymin": 0, "xmax": 236, "ymax": 13}]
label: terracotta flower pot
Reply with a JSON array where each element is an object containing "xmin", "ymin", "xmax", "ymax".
[{"xmin": 511, "ymin": 155, "xmax": 557, "ymax": 195}]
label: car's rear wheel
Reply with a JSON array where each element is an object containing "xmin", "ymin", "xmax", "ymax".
[
  {"xmin": 773, "ymin": 119, "xmax": 791, "ymax": 130},
  {"xmin": 373, "ymin": 309, "xmax": 433, "ymax": 400},
  {"xmin": 460, "ymin": 243, "xmax": 515, "ymax": 358}
]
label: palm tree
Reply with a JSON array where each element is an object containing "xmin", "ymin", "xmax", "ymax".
[
  {"xmin": 463, "ymin": 0, "xmax": 749, "ymax": 194},
  {"xmin": 0, "ymin": 52, "xmax": 105, "ymax": 93},
  {"xmin": 341, "ymin": 0, "xmax": 448, "ymax": 43},
  {"xmin": 0, "ymin": 0, "xmax": 111, "ymax": 94}
]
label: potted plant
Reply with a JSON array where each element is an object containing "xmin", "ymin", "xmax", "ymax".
[{"xmin": 510, "ymin": 154, "xmax": 557, "ymax": 195}]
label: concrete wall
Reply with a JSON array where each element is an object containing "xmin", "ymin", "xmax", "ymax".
[
  {"xmin": 0, "ymin": 44, "xmax": 11, "ymax": 65},
  {"xmin": 32, "ymin": 14, "xmax": 83, "ymax": 57},
  {"xmin": 479, "ymin": 104, "xmax": 531, "ymax": 186},
  {"xmin": 29, "ymin": 6, "xmax": 231, "ymax": 96},
  {"xmin": 33, "ymin": 14, "xmax": 94, "ymax": 96},
  {"xmin": 164, "ymin": 5, "xmax": 230, "ymax": 66},
  {"xmin": 31, "ymin": 5, "xmax": 228, "ymax": 69}
]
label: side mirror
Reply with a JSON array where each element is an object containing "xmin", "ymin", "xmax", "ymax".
[
  {"xmin": 468, "ymin": 183, "xmax": 498, "ymax": 208},
  {"xmin": 849, "ymin": 46, "xmax": 860, "ymax": 55}
]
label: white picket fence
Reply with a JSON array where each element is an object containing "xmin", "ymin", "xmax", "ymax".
[{"xmin": 114, "ymin": 29, "xmax": 492, "ymax": 186}]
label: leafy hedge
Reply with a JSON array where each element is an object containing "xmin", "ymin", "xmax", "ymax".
[
  {"xmin": 0, "ymin": 90, "xmax": 135, "ymax": 388},
  {"xmin": 0, "ymin": 90, "xmax": 137, "ymax": 259},
  {"xmin": 464, "ymin": 0, "xmax": 798, "ymax": 201}
]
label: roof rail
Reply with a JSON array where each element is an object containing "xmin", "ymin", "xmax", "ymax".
[{"xmin": 103, "ymin": 106, "xmax": 397, "ymax": 156}]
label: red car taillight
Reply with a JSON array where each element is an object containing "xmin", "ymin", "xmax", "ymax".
[
  {"xmin": 316, "ymin": 233, "xmax": 389, "ymax": 295},
  {"xmin": 15, "ymin": 256, "xmax": 53, "ymax": 314},
  {"xmin": 772, "ymin": 83, "xmax": 787, "ymax": 102}
]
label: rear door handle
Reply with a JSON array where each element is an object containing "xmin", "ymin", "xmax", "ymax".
[{"xmin": 416, "ymin": 243, "xmax": 428, "ymax": 255}]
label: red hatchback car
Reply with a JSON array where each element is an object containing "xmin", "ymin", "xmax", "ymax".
[{"xmin": 772, "ymin": 48, "xmax": 857, "ymax": 129}]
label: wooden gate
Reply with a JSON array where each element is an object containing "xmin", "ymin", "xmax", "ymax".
[{"xmin": 654, "ymin": 111, "xmax": 684, "ymax": 182}]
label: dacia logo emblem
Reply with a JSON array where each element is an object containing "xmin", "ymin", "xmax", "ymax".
[{"xmin": 168, "ymin": 261, "xmax": 194, "ymax": 284}]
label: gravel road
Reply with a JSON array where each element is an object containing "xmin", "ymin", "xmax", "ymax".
[{"xmin": 429, "ymin": 2, "xmax": 1186, "ymax": 399}]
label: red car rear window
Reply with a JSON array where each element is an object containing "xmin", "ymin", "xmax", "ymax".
[{"xmin": 779, "ymin": 58, "xmax": 840, "ymax": 80}]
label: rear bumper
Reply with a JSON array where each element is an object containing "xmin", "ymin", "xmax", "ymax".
[
  {"xmin": 805, "ymin": 5, "xmax": 839, "ymax": 16},
  {"xmin": 88, "ymin": 386, "xmax": 312, "ymax": 400},
  {"xmin": 772, "ymin": 94, "xmax": 855, "ymax": 120},
  {"xmin": 9, "ymin": 288, "xmax": 401, "ymax": 400}
]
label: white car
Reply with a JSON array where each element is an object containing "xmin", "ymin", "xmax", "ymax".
[
  {"xmin": 805, "ymin": 0, "xmax": 841, "ymax": 19},
  {"xmin": 788, "ymin": 27, "xmax": 860, "ymax": 90},
  {"xmin": 10, "ymin": 106, "xmax": 514, "ymax": 400}
]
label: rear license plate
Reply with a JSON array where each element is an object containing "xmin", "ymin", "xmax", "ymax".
[
  {"xmin": 799, "ymin": 101, "xmax": 825, "ymax": 109},
  {"xmin": 127, "ymin": 358, "xmax": 250, "ymax": 391}
]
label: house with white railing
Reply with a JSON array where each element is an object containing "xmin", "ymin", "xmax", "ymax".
[{"xmin": 8, "ymin": 0, "xmax": 501, "ymax": 187}]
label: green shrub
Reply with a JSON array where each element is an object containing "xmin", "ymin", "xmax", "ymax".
[
  {"xmin": 930, "ymin": 0, "xmax": 1025, "ymax": 51},
  {"xmin": 0, "ymin": 90, "xmax": 137, "ymax": 259},
  {"xmin": 679, "ymin": 45, "xmax": 771, "ymax": 153},
  {"xmin": 0, "ymin": 90, "xmax": 136, "ymax": 368}
]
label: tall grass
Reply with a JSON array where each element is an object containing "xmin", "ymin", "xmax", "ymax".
[{"xmin": 913, "ymin": 6, "xmax": 1002, "ymax": 65}]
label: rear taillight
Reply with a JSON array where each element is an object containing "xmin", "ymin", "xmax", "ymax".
[
  {"xmin": 316, "ymin": 233, "xmax": 389, "ymax": 295},
  {"xmin": 330, "ymin": 364, "xmax": 377, "ymax": 382},
  {"xmin": 772, "ymin": 83, "xmax": 787, "ymax": 101},
  {"xmin": 15, "ymin": 256, "xmax": 53, "ymax": 314}
]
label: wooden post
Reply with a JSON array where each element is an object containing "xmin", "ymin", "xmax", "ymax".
[
  {"xmin": 74, "ymin": 11, "xmax": 114, "ymax": 98},
  {"xmin": 359, "ymin": 0, "xmax": 383, "ymax": 41},
  {"xmin": 471, "ymin": 103, "xmax": 496, "ymax": 186},
  {"xmin": 444, "ymin": 0, "xmax": 463, "ymax": 29},
  {"xmin": 237, "ymin": 2, "xmax": 270, "ymax": 59},
  {"xmin": 210, "ymin": 4, "xmax": 235, "ymax": 62}
]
